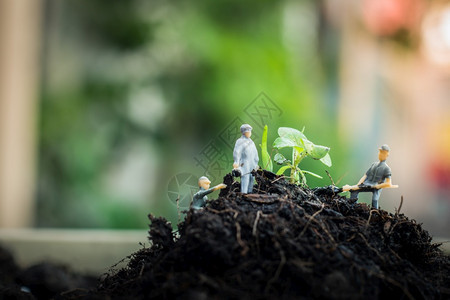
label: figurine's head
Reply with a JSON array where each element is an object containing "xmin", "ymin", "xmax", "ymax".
[
  {"xmin": 240, "ymin": 124, "xmax": 252, "ymax": 138},
  {"xmin": 378, "ymin": 144, "xmax": 390, "ymax": 161},
  {"xmin": 198, "ymin": 176, "xmax": 211, "ymax": 189}
]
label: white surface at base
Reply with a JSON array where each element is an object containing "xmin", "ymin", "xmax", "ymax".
[
  {"xmin": 433, "ymin": 237, "xmax": 450, "ymax": 255},
  {"xmin": 0, "ymin": 229, "xmax": 148, "ymax": 275}
]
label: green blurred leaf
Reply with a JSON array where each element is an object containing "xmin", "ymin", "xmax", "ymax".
[
  {"xmin": 274, "ymin": 153, "xmax": 287, "ymax": 165},
  {"xmin": 273, "ymin": 136, "xmax": 296, "ymax": 149},
  {"xmin": 260, "ymin": 125, "xmax": 273, "ymax": 171},
  {"xmin": 276, "ymin": 165, "xmax": 291, "ymax": 175},
  {"xmin": 302, "ymin": 170, "xmax": 323, "ymax": 179},
  {"xmin": 278, "ymin": 127, "xmax": 306, "ymax": 145},
  {"xmin": 320, "ymin": 153, "xmax": 332, "ymax": 167},
  {"xmin": 308, "ymin": 144, "xmax": 330, "ymax": 160}
]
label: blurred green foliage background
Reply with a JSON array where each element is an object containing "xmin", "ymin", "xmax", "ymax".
[{"xmin": 37, "ymin": 0, "xmax": 349, "ymax": 228}]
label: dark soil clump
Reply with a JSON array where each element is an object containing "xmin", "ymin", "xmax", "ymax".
[
  {"xmin": 0, "ymin": 246, "xmax": 97, "ymax": 300},
  {"xmin": 73, "ymin": 170, "xmax": 450, "ymax": 299}
]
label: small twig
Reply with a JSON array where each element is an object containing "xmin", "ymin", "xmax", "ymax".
[
  {"xmin": 317, "ymin": 221, "xmax": 337, "ymax": 246},
  {"xmin": 265, "ymin": 240, "xmax": 286, "ymax": 293},
  {"xmin": 390, "ymin": 220, "xmax": 409, "ymax": 232},
  {"xmin": 358, "ymin": 233, "xmax": 385, "ymax": 263},
  {"xmin": 346, "ymin": 234, "xmax": 357, "ymax": 242},
  {"xmin": 138, "ymin": 263, "xmax": 145, "ymax": 277},
  {"xmin": 235, "ymin": 222, "xmax": 249, "ymax": 256},
  {"xmin": 300, "ymin": 203, "xmax": 325, "ymax": 236},
  {"xmin": 60, "ymin": 288, "xmax": 90, "ymax": 296},
  {"xmin": 325, "ymin": 170, "xmax": 337, "ymax": 198},
  {"xmin": 253, "ymin": 188, "xmax": 268, "ymax": 194},
  {"xmin": 206, "ymin": 207, "xmax": 239, "ymax": 218},
  {"xmin": 325, "ymin": 170, "xmax": 335, "ymax": 186},
  {"xmin": 176, "ymin": 196, "xmax": 181, "ymax": 224},
  {"xmin": 271, "ymin": 176, "xmax": 286, "ymax": 184},
  {"xmin": 311, "ymin": 227, "xmax": 325, "ymax": 241},
  {"xmin": 388, "ymin": 247, "xmax": 402, "ymax": 261},
  {"xmin": 365, "ymin": 209, "xmax": 378, "ymax": 229},
  {"xmin": 252, "ymin": 210, "xmax": 262, "ymax": 236},
  {"xmin": 397, "ymin": 195, "xmax": 404, "ymax": 214},
  {"xmin": 367, "ymin": 269, "xmax": 415, "ymax": 300}
]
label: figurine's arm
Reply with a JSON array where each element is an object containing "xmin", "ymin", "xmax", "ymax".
[
  {"xmin": 194, "ymin": 189, "xmax": 210, "ymax": 199},
  {"xmin": 374, "ymin": 178, "xmax": 398, "ymax": 189},
  {"xmin": 233, "ymin": 141, "xmax": 242, "ymax": 169},
  {"xmin": 213, "ymin": 183, "xmax": 227, "ymax": 191},
  {"xmin": 196, "ymin": 183, "xmax": 227, "ymax": 198},
  {"xmin": 342, "ymin": 174, "xmax": 367, "ymax": 191},
  {"xmin": 374, "ymin": 177, "xmax": 391, "ymax": 189},
  {"xmin": 357, "ymin": 174, "xmax": 367, "ymax": 186}
]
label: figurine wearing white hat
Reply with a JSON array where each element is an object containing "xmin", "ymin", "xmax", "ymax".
[
  {"xmin": 232, "ymin": 124, "xmax": 259, "ymax": 194},
  {"xmin": 191, "ymin": 176, "xmax": 226, "ymax": 209}
]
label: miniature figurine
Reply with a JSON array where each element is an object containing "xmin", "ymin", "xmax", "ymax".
[
  {"xmin": 233, "ymin": 124, "xmax": 259, "ymax": 193},
  {"xmin": 191, "ymin": 176, "xmax": 227, "ymax": 209},
  {"xmin": 342, "ymin": 144, "xmax": 398, "ymax": 209}
]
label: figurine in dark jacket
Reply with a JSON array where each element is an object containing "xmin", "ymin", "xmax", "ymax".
[
  {"xmin": 343, "ymin": 144, "xmax": 398, "ymax": 209},
  {"xmin": 191, "ymin": 176, "xmax": 226, "ymax": 209}
]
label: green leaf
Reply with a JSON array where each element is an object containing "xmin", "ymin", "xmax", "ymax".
[
  {"xmin": 308, "ymin": 144, "xmax": 330, "ymax": 160},
  {"xmin": 302, "ymin": 138, "xmax": 314, "ymax": 153},
  {"xmin": 278, "ymin": 127, "xmax": 306, "ymax": 141},
  {"xmin": 260, "ymin": 125, "xmax": 273, "ymax": 171},
  {"xmin": 302, "ymin": 170, "xmax": 323, "ymax": 179},
  {"xmin": 261, "ymin": 149, "xmax": 273, "ymax": 171},
  {"xmin": 273, "ymin": 136, "xmax": 296, "ymax": 149},
  {"xmin": 319, "ymin": 153, "xmax": 332, "ymax": 167},
  {"xmin": 276, "ymin": 165, "xmax": 291, "ymax": 175},
  {"xmin": 277, "ymin": 127, "xmax": 307, "ymax": 150},
  {"xmin": 274, "ymin": 153, "xmax": 287, "ymax": 165},
  {"xmin": 273, "ymin": 137, "xmax": 305, "ymax": 154},
  {"xmin": 273, "ymin": 126, "xmax": 332, "ymax": 184}
]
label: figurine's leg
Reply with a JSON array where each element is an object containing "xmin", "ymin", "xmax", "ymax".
[
  {"xmin": 240, "ymin": 174, "xmax": 249, "ymax": 193},
  {"xmin": 247, "ymin": 174, "xmax": 255, "ymax": 193},
  {"xmin": 371, "ymin": 189, "xmax": 382, "ymax": 209},
  {"xmin": 349, "ymin": 190, "xmax": 360, "ymax": 201}
]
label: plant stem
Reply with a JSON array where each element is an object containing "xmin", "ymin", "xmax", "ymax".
[
  {"xmin": 290, "ymin": 149, "xmax": 296, "ymax": 183},
  {"xmin": 293, "ymin": 151, "xmax": 307, "ymax": 185}
]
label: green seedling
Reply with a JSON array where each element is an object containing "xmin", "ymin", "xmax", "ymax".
[
  {"xmin": 260, "ymin": 125, "xmax": 273, "ymax": 172},
  {"xmin": 273, "ymin": 127, "xmax": 332, "ymax": 185}
]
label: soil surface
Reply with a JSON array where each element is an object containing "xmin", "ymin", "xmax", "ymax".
[
  {"xmin": 2, "ymin": 170, "xmax": 449, "ymax": 299},
  {"xmin": 80, "ymin": 170, "xmax": 449, "ymax": 299}
]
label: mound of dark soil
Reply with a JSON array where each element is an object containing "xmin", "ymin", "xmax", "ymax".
[
  {"xmin": 75, "ymin": 170, "xmax": 449, "ymax": 299},
  {"xmin": 0, "ymin": 246, "xmax": 97, "ymax": 300}
]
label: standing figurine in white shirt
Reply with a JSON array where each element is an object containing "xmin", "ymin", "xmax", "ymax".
[{"xmin": 232, "ymin": 124, "xmax": 259, "ymax": 194}]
